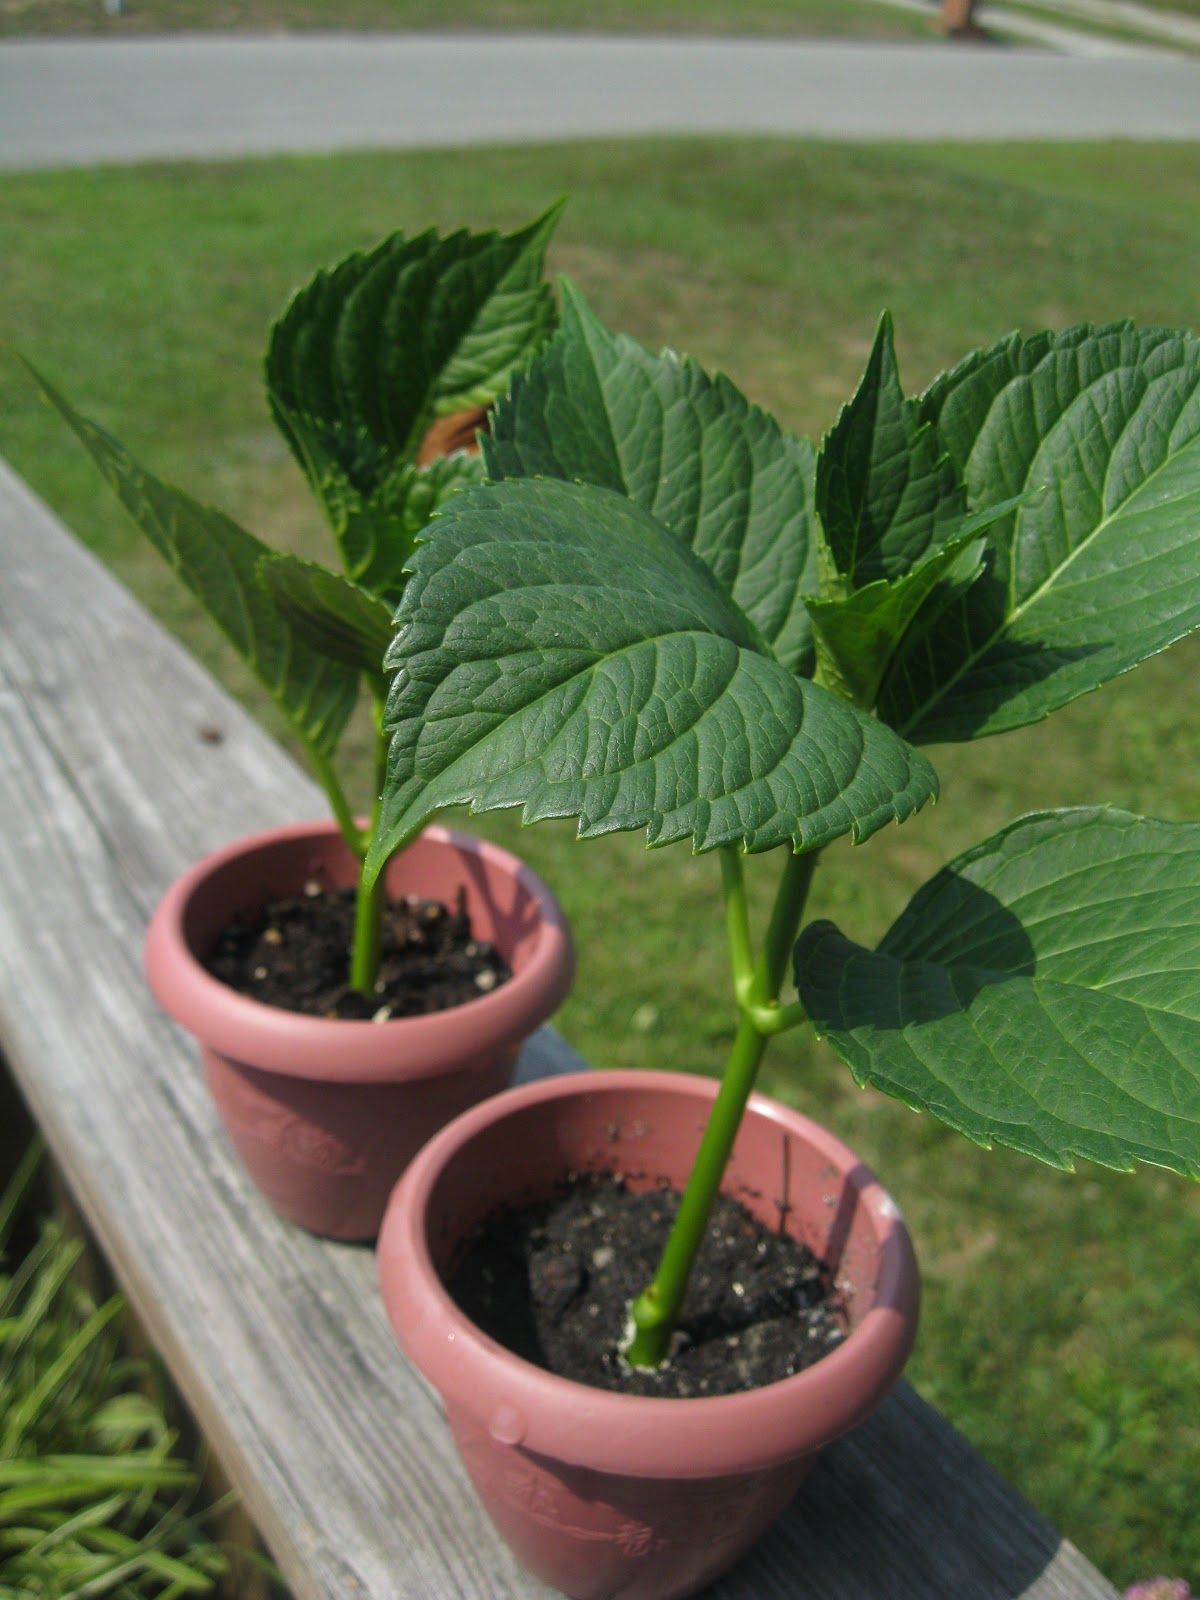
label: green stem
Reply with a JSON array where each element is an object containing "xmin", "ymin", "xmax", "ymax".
[
  {"xmin": 720, "ymin": 846, "xmax": 755, "ymax": 1004},
  {"xmin": 749, "ymin": 997, "xmax": 808, "ymax": 1036},
  {"xmin": 625, "ymin": 1013, "xmax": 769, "ymax": 1368},
  {"xmin": 309, "ymin": 745, "xmax": 364, "ymax": 858},
  {"xmin": 624, "ymin": 844, "xmax": 822, "ymax": 1369},
  {"xmin": 349, "ymin": 864, "xmax": 387, "ymax": 998},
  {"xmin": 347, "ymin": 698, "xmax": 392, "ymax": 999},
  {"xmin": 751, "ymin": 847, "xmax": 821, "ymax": 1005}
]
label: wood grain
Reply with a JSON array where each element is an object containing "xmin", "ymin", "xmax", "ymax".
[{"xmin": 0, "ymin": 457, "xmax": 1118, "ymax": 1599}]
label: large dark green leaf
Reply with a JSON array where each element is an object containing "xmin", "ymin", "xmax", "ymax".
[
  {"xmin": 265, "ymin": 204, "xmax": 561, "ymax": 583},
  {"xmin": 485, "ymin": 281, "xmax": 819, "ymax": 676},
  {"xmin": 365, "ymin": 476, "xmax": 936, "ymax": 881},
  {"xmin": 815, "ymin": 310, "xmax": 964, "ymax": 588},
  {"xmin": 31, "ymin": 367, "xmax": 357, "ymax": 758},
  {"xmin": 879, "ymin": 323, "xmax": 1200, "ymax": 742},
  {"xmin": 795, "ymin": 807, "xmax": 1200, "ymax": 1177}
]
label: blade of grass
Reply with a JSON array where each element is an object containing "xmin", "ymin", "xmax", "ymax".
[{"xmin": 1, "ymin": 1299, "xmax": 124, "ymax": 1455}]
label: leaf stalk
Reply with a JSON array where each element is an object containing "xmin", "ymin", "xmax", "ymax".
[
  {"xmin": 309, "ymin": 746, "xmax": 365, "ymax": 859},
  {"xmin": 754, "ymin": 848, "xmax": 821, "ymax": 1004},
  {"xmin": 720, "ymin": 846, "xmax": 756, "ymax": 1005}
]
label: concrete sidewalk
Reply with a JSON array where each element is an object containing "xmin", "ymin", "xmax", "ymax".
[{"xmin": 1, "ymin": 32, "xmax": 1198, "ymax": 169}]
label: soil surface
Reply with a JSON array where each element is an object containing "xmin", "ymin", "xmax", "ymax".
[
  {"xmin": 448, "ymin": 1173, "xmax": 846, "ymax": 1398},
  {"xmin": 204, "ymin": 884, "xmax": 511, "ymax": 1020}
]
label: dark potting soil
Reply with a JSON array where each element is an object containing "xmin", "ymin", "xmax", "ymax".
[
  {"xmin": 448, "ymin": 1173, "xmax": 846, "ymax": 1398},
  {"xmin": 203, "ymin": 884, "xmax": 511, "ymax": 1021}
]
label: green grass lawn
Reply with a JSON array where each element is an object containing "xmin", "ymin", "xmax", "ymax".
[
  {"xmin": 2, "ymin": 139, "xmax": 1199, "ymax": 1590},
  {"xmin": 0, "ymin": 0, "xmax": 938, "ymax": 42},
  {"xmin": 7, "ymin": 0, "xmax": 1198, "ymax": 60}
]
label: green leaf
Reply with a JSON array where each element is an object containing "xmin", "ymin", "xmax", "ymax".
[
  {"xmin": 485, "ymin": 280, "xmax": 820, "ymax": 676},
  {"xmin": 27, "ymin": 365, "xmax": 358, "ymax": 760},
  {"xmin": 807, "ymin": 538, "xmax": 981, "ymax": 711},
  {"xmin": 266, "ymin": 203, "xmax": 562, "ymax": 579},
  {"xmin": 806, "ymin": 534, "xmax": 963, "ymax": 708},
  {"xmin": 879, "ymin": 323, "xmax": 1200, "ymax": 742},
  {"xmin": 268, "ymin": 401, "xmax": 486, "ymax": 605},
  {"xmin": 795, "ymin": 807, "xmax": 1200, "ymax": 1178},
  {"xmin": 815, "ymin": 310, "xmax": 965, "ymax": 589},
  {"xmin": 805, "ymin": 496, "xmax": 1028, "ymax": 708},
  {"xmin": 366, "ymin": 476, "xmax": 936, "ymax": 883},
  {"xmin": 258, "ymin": 555, "xmax": 394, "ymax": 685}
]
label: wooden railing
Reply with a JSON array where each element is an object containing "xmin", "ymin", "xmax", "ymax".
[{"xmin": 0, "ymin": 456, "xmax": 1120, "ymax": 1600}]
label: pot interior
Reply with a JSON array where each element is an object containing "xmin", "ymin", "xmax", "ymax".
[
  {"xmin": 423, "ymin": 1078, "xmax": 903, "ymax": 1334},
  {"xmin": 181, "ymin": 826, "xmax": 551, "ymax": 977}
]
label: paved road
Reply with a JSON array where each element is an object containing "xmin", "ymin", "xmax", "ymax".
[{"xmin": 0, "ymin": 31, "xmax": 1198, "ymax": 168}]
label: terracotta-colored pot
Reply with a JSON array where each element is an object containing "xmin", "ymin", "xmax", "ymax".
[
  {"xmin": 378, "ymin": 1069, "xmax": 919, "ymax": 1600},
  {"xmin": 145, "ymin": 822, "xmax": 573, "ymax": 1241}
]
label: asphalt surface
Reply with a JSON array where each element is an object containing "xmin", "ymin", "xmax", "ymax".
[{"xmin": 0, "ymin": 31, "xmax": 1198, "ymax": 168}]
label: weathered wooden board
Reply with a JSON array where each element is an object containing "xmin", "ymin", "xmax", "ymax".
[{"xmin": 0, "ymin": 456, "xmax": 1118, "ymax": 1600}]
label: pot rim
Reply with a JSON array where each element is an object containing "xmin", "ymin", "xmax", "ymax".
[
  {"xmin": 144, "ymin": 820, "xmax": 574, "ymax": 1083},
  {"xmin": 378, "ymin": 1068, "xmax": 919, "ymax": 1478}
]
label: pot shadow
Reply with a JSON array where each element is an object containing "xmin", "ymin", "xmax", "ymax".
[
  {"xmin": 809, "ymin": 1156, "xmax": 917, "ymax": 1331},
  {"xmin": 443, "ymin": 1218, "xmax": 550, "ymax": 1372},
  {"xmin": 709, "ymin": 1376, "xmax": 1083, "ymax": 1600},
  {"xmin": 443, "ymin": 835, "xmax": 559, "ymax": 966}
]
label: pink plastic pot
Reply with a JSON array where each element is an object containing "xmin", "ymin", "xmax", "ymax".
[
  {"xmin": 378, "ymin": 1069, "xmax": 919, "ymax": 1600},
  {"xmin": 145, "ymin": 822, "xmax": 573, "ymax": 1241}
]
